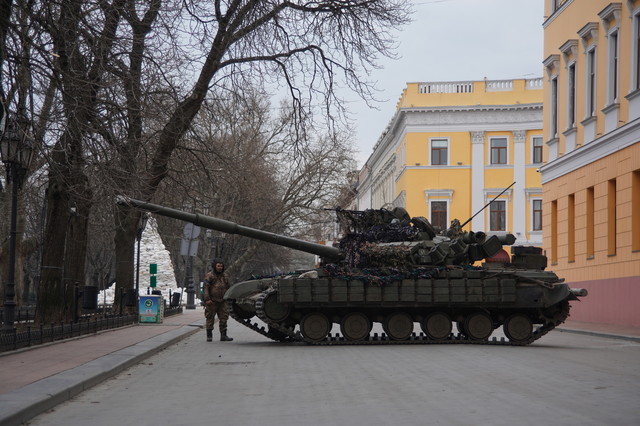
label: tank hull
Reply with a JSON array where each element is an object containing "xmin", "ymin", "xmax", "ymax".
[{"xmin": 225, "ymin": 267, "xmax": 584, "ymax": 345}]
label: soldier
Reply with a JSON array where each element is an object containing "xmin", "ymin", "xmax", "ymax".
[{"xmin": 203, "ymin": 259, "xmax": 233, "ymax": 342}]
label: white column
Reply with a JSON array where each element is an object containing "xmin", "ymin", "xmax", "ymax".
[
  {"xmin": 471, "ymin": 131, "xmax": 485, "ymax": 231},
  {"xmin": 512, "ymin": 130, "xmax": 526, "ymax": 243}
]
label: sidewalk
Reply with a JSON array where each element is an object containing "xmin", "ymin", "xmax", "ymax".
[
  {"xmin": 0, "ymin": 310, "xmax": 637, "ymax": 426},
  {"xmin": 0, "ymin": 308, "xmax": 205, "ymax": 426}
]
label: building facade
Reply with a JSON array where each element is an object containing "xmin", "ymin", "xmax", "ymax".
[
  {"xmin": 540, "ymin": 1, "xmax": 640, "ymax": 326},
  {"xmin": 357, "ymin": 78, "xmax": 545, "ymax": 246}
]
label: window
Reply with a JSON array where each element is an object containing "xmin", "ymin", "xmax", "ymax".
[
  {"xmin": 490, "ymin": 138, "xmax": 508, "ymax": 165},
  {"xmin": 532, "ymin": 137, "xmax": 543, "ymax": 164},
  {"xmin": 568, "ymin": 194, "xmax": 575, "ymax": 262},
  {"xmin": 489, "ymin": 200, "xmax": 506, "ymax": 231},
  {"xmin": 532, "ymin": 199, "xmax": 542, "ymax": 231},
  {"xmin": 587, "ymin": 186, "xmax": 595, "ymax": 258},
  {"xmin": 607, "ymin": 30, "xmax": 619, "ymax": 104},
  {"xmin": 430, "ymin": 139, "xmax": 448, "ymax": 166},
  {"xmin": 567, "ymin": 62, "xmax": 576, "ymax": 128},
  {"xmin": 586, "ymin": 48, "xmax": 597, "ymax": 116},
  {"xmin": 551, "ymin": 200, "xmax": 558, "ymax": 264},
  {"xmin": 550, "ymin": 76, "xmax": 559, "ymax": 137},
  {"xmin": 634, "ymin": 13, "xmax": 640, "ymax": 91},
  {"xmin": 608, "ymin": 179, "xmax": 616, "ymax": 256},
  {"xmin": 430, "ymin": 201, "xmax": 448, "ymax": 230},
  {"xmin": 633, "ymin": 170, "xmax": 640, "ymax": 251}
]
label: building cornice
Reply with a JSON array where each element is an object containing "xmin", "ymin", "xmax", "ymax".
[
  {"xmin": 400, "ymin": 103, "xmax": 541, "ymax": 114},
  {"xmin": 543, "ymin": 54, "xmax": 560, "ymax": 78},
  {"xmin": 598, "ymin": 2, "xmax": 622, "ymax": 31},
  {"xmin": 366, "ymin": 104, "xmax": 542, "ymax": 169},
  {"xmin": 578, "ymin": 22, "xmax": 599, "ymax": 45},
  {"xmin": 539, "ymin": 118, "xmax": 640, "ymax": 183},
  {"xmin": 543, "ymin": 0, "xmax": 574, "ymax": 28},
  {"xmin": 559, "ymin": 39, "xmax": 578, "ymax": 64}
]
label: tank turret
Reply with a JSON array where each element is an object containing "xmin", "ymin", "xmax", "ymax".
[{"xmin": 117, "ymin": 196, "xmax": 587, "ymax": 346}]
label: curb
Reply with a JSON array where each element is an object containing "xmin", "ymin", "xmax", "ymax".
[
  {"xmin": 556, "ymin": 327, "xmax": 640, "ymax": 343},
  {"xmin": 0, "ymin": 325, "xmax": 200, "ymax": 426}
]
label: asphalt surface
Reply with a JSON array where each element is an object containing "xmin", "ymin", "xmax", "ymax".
[{"xmin": 0, "ymin": 307, "xmax": 638, "ymax": 426}]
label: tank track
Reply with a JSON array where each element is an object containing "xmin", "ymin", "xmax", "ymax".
[{"xmin": 230, "ymin": 288, "xmax": 571, "ymax": 347}]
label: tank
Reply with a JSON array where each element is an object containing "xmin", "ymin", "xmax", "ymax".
[{"xmin": 117, "ymin": 196, "xmax": 588, "ymax": 346}]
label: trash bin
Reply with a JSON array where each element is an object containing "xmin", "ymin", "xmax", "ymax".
[
  {"xmin": 124, "ymin": 288, "xmax": 137, "ymax": 307},
  {"xmin": 170, "ymin": 292, "xmax": 181, "ymax": 307},
  {"xmin": 82, "ymin": 285, "xmax": 99, "ymax": 309}
]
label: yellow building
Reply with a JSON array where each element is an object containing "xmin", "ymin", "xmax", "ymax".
[
  {"xmin": 357, "ymin": 78, "xmax": 544, "ymax": 246},
  {"xmin": 540, "ymin": 1, "xmax": 640, "ymax": 326}
]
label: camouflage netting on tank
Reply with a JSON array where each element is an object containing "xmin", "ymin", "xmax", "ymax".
[
  {"xmin": 335, "ymin": 207, "xmax": 412, "ymax": 234},
  {"xmin": 339, "ymin": 223, "xmax": 420, "ymax": 267},
  {"xmin": 322, "ymin": 264, "xmax": 445, "ymax": 285},
  {"xmin": 358, "ymin": 242, "xmax": 413, "ymax": 268}
]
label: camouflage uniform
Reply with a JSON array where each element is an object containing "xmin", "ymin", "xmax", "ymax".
[{"xmin": 203, "ymin": 263, "xmax": 233, "ymax": 341}]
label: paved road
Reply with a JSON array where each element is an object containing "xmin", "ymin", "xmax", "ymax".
[{"xmin": 28, "ymin": 321, "xmax": 640, "ymax": 426}]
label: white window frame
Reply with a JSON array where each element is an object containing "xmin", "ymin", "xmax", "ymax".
[
  {"xmin": 550, "ymin": 75, "xmax": 559, "ymax": 138},
  {"xmin": 632, "ymin": 9, "xmax": 640, "ymax": 93},
  {"xmin": 483, "ymin": 188, "xmax": 512, "ymax": 234},
  {"xmin": 425, "ymin": 189, "xmax": 453, "ymax": 230},
  {"xmin": 599, "ymin": 3, "xmax": 621, "ymax": 106},
  {"xmin": 606, "ymin": 28, "xmax": 620, "ymax": 105},
  {"xmin": 429, "ymin": 138, "xmax": 449, "ymax": 166},
  {"xmin": 488, "ymin": 136, "xmax": 509, "ymax": 165},
  {"xmin": 428, "ymin": 199, "xmax": 449, "ymax": 231},
  {"xmin": 566, "ymin": 60, "xmax": 577, "ymax": 129},
  {"xmin": 488, "ymin": 199, "xmax": 508, "ymax": 232},
  {"xmin": 578, "ymin": 22, "xmax": 598, "ymax": 120},
  {"xmin": 560, "ymin": 39, "xmax": 578, "ymax": 131},
  {"xmin": 531, "ymin": 135, "xmax": 543, "ymax": 164},
  {"xmin": 531, "ymin": 198, "xmax": 543, "ymax": 232},
  {"xmin": 585, "ymin": 46, "xmax": 597, "ymax": 118}
]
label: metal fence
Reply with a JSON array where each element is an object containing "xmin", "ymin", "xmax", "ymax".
[{"xmin": 0, "ymin": 305, "xmax": 183, "ymax": 353}]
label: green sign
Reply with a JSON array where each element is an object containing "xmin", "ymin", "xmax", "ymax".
[
  {"xmin": 150, "ymin": 263, "xmax": 158, "ymax": 274},
  {"xmin": 150, "ymin": 275, "xmax": 157, "ymax": 288}
]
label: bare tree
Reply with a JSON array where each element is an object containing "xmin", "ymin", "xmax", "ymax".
[
  {"xmin": 111, "ymin": 0, "xmax": 411, "ymax": 301},
  {"xmin": 2, "ymin": 0, "xmax": 411, "ymax": 322}
]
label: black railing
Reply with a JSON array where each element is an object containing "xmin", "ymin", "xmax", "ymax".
[{"xmin": 0, "ymin": 305, "xmax": 184, "ymax": 353}]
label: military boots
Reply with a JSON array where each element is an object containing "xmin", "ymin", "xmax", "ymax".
[
  {"xmin": 220, "ymin": 331, "xmax": 233, "ymax": 342},
  {"xmin": 206, "ymin": 329, "xmax": 213, "ymax": 342}
]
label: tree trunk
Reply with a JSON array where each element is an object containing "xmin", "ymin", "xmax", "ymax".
[
  {"xmin": 36, "ymin": 174, "xmax": 71, "ymax": 324},
  {"xmin": 113, "ymin": 203, "xmax": 138, "ymax": 312},
  {"xmin": 36, "ymin": 142, "xmax": 92, "ymax": 324}
]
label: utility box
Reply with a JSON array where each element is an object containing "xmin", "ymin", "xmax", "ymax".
[{"xmin": 139, "ymin": 295, "xmax": 163, "ymax": 324}]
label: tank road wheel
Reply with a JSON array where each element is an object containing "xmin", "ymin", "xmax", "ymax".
[
  {"xmin": 383, "ymin": 312, "xmax": 414, "ymax": 340},
  {"xmin": 463, "ymin": 312, "xmax": 494, "ymax": 341},
  {"xmin": 300, "ymin": 313, "xmax": 332, "ymax": 342},
  {"xmin": 340, "ymin": 312, "xmax": 372, "ymax": 341},
  {"xmin": 420, "ymin": 312, "xmax": 452, "ymax": 341},
  {"xmin": 262, "ymin": 292, "xmax": 291, "ymax": 322},
  {"xmin": 503, "ymin": 314, "xmax": 533, "ymax": 343}
]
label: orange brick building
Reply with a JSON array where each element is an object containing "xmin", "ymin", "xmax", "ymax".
[{"xmin": 540, "ymin": 1, "xmax": 640, "ymax": 326}]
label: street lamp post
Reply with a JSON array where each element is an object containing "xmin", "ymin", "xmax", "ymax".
[
  {"xmin": 1, "ymin": 111, "xmax": 34, "ymax": 333},
  {"xmin": 135, "ymin": 212, "xmax": 150, "ymax": 318}
]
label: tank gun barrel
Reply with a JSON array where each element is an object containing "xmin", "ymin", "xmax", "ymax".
[{"xmin": 116, "ymin": 196, "xmax": 343, "ymax": 261}]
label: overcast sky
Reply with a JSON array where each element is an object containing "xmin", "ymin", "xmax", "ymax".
[{"xmin": 350, "ymin": 0, "xmax": 545, "ymax": 167}]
